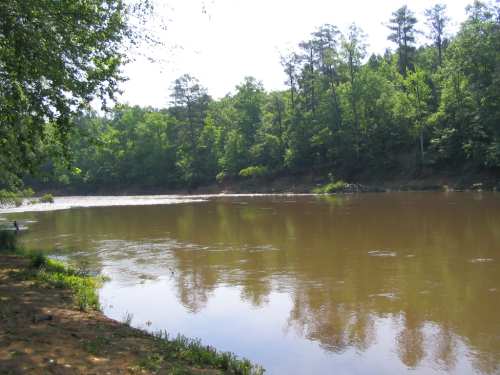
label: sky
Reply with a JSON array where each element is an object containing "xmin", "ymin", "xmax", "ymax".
[{"xmin": 119, "ymin": 0, "xmax": 474, "ymax": 108}]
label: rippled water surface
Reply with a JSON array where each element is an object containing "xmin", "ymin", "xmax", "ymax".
[{"xmin": 3, "ymin": 193, "xmax": 500, "ymax": 374}]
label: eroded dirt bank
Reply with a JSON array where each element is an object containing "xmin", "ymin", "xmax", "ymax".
[{"xmin": 0, "ymin": 254, "xmax": 223, "ymax": 374}]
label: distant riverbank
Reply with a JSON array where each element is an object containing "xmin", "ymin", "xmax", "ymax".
[{"xmin": 31, "ymin": 170, "xmax": 500, "ymax": 197}]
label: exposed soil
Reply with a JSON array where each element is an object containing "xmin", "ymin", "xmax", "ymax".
[{"xmin": 0, "ymin": 255, "xmax": 216, "ymax": 374}]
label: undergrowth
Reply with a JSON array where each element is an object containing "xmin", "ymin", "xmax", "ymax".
[
  {"xmin": 0, "ymin": 233, "xmax": 103, "ymax": 312},
  {"xmin": 139, "ymin": 331, "xmax": 265, "ymax": 374},
  {"xmin": 28, "ymin": 253, "xmax": 105, "ymax": 311},
  {"xmin": 312, "ymin": 180, "xmax": 348, "ymax": 194}
]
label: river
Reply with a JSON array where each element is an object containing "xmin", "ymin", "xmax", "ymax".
[{"xmin": 1, "ymin": 192, "xmax": 499, "ymax": 374}]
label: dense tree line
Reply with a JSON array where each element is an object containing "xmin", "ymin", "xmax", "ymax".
[{"xmin": 34, "ymin": 1, "xmax": 500, "ymax": 190}]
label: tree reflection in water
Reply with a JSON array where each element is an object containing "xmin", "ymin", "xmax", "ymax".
[{"xmin": 15, "ymin": 193, "xmax": 500, "ymax": 374}]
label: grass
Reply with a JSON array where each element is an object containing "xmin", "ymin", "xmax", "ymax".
[
  {"xmin": 138, "ymin": 331, "xmax": 265, "ymax": 375},
  {"xmin": 0, "ymin": 232, "xmax": 103, "ymax": 311},
  {"xmin": 29, "ymin": 254, "xmax": 104, "ymax": 311},
  {"xmin": 312, "ymin": 180, "xmax": 348, "ymax": 194},
  {"xmin": 84, "ymin": 335, "xmax": 112, "ymax": 356}
]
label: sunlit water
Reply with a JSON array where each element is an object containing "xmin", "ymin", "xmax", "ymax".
[{"xmin": 2, "ymin": 193, "xmax": 500, "ymax": 374}]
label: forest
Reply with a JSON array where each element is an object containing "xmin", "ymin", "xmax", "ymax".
[{"xmin": 5, "ymin": 1, "xmax": 500, "ymax": 192}]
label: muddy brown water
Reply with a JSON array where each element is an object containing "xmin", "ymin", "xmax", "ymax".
[{"xmin": 2, "ymin": 192, "xmax": 500, "ymax": 374}]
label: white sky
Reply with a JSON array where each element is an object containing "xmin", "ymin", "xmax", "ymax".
[{"xmin": 119, "ymin": 0, "xmax": 474, "ymax": 108}]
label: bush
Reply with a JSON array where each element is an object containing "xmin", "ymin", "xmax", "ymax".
[
  {"xmin": 39, "ymin": 193, "xmax": 54, "ymax": 203},
  {"xmin": 216, "ymin": 171, "xmax": 227, "ymax": 184},
  {"xmin": 312, "ymin": 180, "xmax": 348, "ymax": 194},
  {"xmin": 0, "ymin": 230, "xmax": 17, "ymax": 251},
  {"xmin": 29, "ymin": 252, "xmax": 48, "ymax": 268},
  {"xmin": 238, "ymin": 165, "xmax": 268, "ymax": 179},
  {"xmin": 30, "ymin": 256, "xmax": 103, "ymax": 311},
  {"xmin": 0, "ymin": 188, "xmax": 34, "ymax": 207}
]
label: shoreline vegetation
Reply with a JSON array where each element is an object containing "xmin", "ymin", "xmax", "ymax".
[
  {"xmin": 30, "ymin": 171, "xmax": 500, "ymax": 197},
  {"xmin": 0, "ymin": 232, "xmax": 264, "ymax": 374}
]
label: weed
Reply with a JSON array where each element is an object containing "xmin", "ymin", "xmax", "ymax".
[
  {"xmin": 84, "ymin": 336, "xmax": 111, "ymax": 356},
  {"xmin": 29, "ymin": 252, "xmax": 48, "ymax": 268},
  {"xmin": 141, "ymin": 331, "xmax": 265, "ymax": 375},
  {"xmin": 28, "ymin": 254, "xmax": 103, "ymax": 311},
  {"xmin": 138, "ymin": 353, "xmax": 164, "ymax": 372},
  {"xmin": 122, "ymin": 311, "xmax": 134, "ymax": 326}
]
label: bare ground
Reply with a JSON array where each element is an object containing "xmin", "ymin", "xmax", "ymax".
[{"xmin": 0, "ymin": 255, "xmax": 216, "ymax": 375}]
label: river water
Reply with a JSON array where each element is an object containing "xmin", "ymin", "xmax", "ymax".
[{"xmin": 2, "ymin": 192, "xmax": 499, "ymax": 374}]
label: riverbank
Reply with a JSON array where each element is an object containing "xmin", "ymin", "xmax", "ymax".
[
  {"xmin": 31, "ymin": 170, "xmax": 499, "ymax": 196},
  {"xmin": 0, "ymin": 245, "xmax": 263, "ymax": 374}
]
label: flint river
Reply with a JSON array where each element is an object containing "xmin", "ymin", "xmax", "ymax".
[{"xmin": 2, "ymin": 192, "xmax": 499, "ymax": 374}]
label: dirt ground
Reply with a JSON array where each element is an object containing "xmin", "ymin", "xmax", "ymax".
[{"xmin": 0, "ymin": 255, "xmax": 215, "ymax": 374}]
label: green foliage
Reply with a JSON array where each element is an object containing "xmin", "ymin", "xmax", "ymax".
[
  {"xmin": 313, "ymin": 180, "xmax": 348, "ymax": 194},
  {"xmin": 239, "ymin": 166, "xmax": 269, "ymax": 179},
  {"xmin": 29, "ymin": 252, "xmax": 48, "ymax": 269},
  {"xmin": 39, "ymin": 194, "xmax": 54, "ymax": 204},
  {"xmin": 0, "ymin": 230, "xmax": 17, "ymax": 251},
  {"xmin": 0, "ymin": 188, "xmax": 34, "ymax": 207},
  {"xmin": 25, "ymin": 1, "xmax": 500, "ymax": 192},
  {"xmin": 141, "ymin": 331, "xmax": 265, "ymax": 375},
  {"xmin": 84, "ymin": 336, "xmax": 112, "ymax": 356},
  {"xmin": 216, "ymin": 171, "xmax": 227, "ymax": 184},
  {"xmin": 0, "ymin": 0, "xmax": 144, "ymax": 188},
  {"xmin": 29, "ymin": 255, "xmax": 103, "ymax": 311}
]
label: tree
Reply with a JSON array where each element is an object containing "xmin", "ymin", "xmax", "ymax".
[
  {"xmin": 170, "ymin": 74, "xmax": 212, "ymax": 186},
  {"xmin": 387, "ymin": 6, "xmax": 418, "ymax": 76},
  {"xmin": 425, "ymin": 4, "xmax": 450, "ymax": 67},
  {"xmin": 0, "ymin": 0, "xmax": 149, "ymax": 188},
  {"xmin": 341, "ymin": 24, "xmax": 367, "ymax": 156},
  {"xmin": 404, "ymin": 68, "xmax": 432, "ymax": 163}
]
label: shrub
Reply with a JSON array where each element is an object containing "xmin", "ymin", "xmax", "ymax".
[
  {"xmin": 0, "ymin": 230, "xmax": 17, "ymax": 251},
  {"xmin": 312, "ymin": 180, "xmax": 348, "ymax": 194},
  {"xmin": 32, "ymin": 257, "xmax": 103, "ymax": 311},
  {"xmin": 29, "ymin": 252, "xmax": 48, "ymax": 268},
  {"xmin": 216, "ymin": 171, "xmax": 227, "ymax": 184},
  {"xmin": 0, "ymin": 188, "xmax": 34, "ymax": 207},
  {"xmin": 238, "ymin": 165, "xmax": 268, "ymax": 179},
  {"xmin": 39, "ymin": 193, "xmax": 54, "ymax": 203}
]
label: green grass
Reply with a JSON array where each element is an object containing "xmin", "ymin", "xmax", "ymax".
[
  {"xmin": 28, "ymin": 254, "xmax": 104, "ymax": 311},
  {"xmin": 312, "ymin": 180, "xmax": 348, "ymax": 194},
  {"xmin": 83, "ymin": 335, "xmax": 112, "ymax": 356},
  {"xmin": 139, "ymin": 331, "xmax": 265, "ymax": 375},
  {"xmin": 0, "ymin": 234, "xmax": 103, "ymax": 312}
]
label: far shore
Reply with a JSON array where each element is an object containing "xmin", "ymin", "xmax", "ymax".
[{"xmin": 28, "ymin": 171, "xmax": 499, "ymax": 198}]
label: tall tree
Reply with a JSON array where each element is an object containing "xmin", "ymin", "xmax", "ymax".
[
  {"xmin": 170, "ymin": 74, "xmax": 211, "ymax": 186},
  {"xmin": 425, "ymin": 4, "xmax": 450, "ymax": 67},
  {"xmin": 341, "ymin": 24, "xmax": 367, "ymax": 139},
  {"xmin": 387, "ymin": 5, "xmax": 418, "ymax": 76},
  {"xmin": 404, "ymin": 68, "xmax": 432, "ymax": 163},
  {"xmin": 0, "ymin": 0, "xmax": 151, "ymax": 188}
]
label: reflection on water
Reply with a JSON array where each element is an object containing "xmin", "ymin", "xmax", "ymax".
[{"xmin": 6, "ymin": 193, "xmax": 500, "ymax": 374}]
